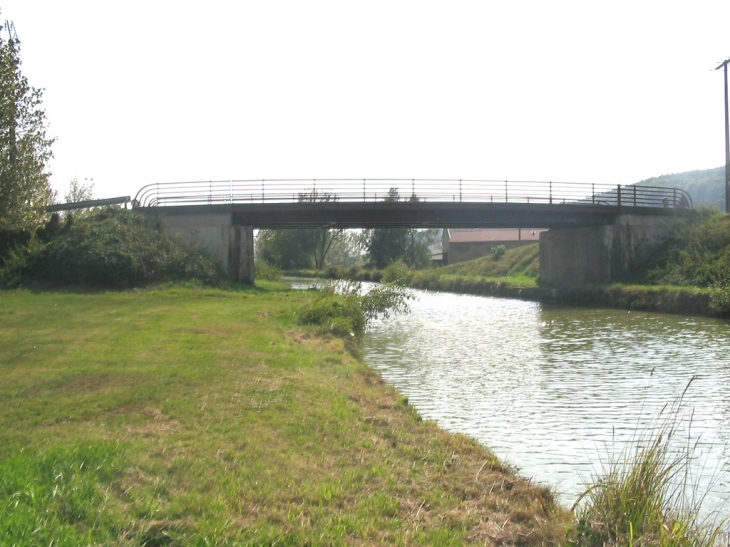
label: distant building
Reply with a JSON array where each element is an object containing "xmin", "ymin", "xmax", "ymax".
[{"xmin": 441, "ymin": 228, "xmax": 546, "ymax": 265}]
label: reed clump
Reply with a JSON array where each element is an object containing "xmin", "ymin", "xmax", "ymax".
[{"xmin": 569, "ymin": 378, "xmax": 728, "ymax": 547}]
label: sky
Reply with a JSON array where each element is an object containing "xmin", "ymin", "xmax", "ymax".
[{"xmin": 2, "ymin": 0, "xmax": 730, "ymax": 202}]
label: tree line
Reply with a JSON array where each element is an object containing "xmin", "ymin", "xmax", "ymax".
[
  {"xmin": 256, "ymin": 188, "xmax": 438, "ymax": 270},
  {"xmin": 0, "ymin": 14, "xmax": 54, "ymax": 232}
]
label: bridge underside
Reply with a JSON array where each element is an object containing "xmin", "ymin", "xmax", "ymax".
[{"xmin": 139, "ymin": 202, "xmax": 688, "ymax": 230}]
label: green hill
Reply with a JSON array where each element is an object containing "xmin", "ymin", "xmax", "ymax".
[{"xmin": 636, "ymin": 166, "xmax": 725, "ymax": 211}]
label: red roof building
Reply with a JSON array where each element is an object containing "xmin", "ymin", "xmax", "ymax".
[{"xmin": 441, "ymin": 228, "xmax": 546, "ymax": 264}]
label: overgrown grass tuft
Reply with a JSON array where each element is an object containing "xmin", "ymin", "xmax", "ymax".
[{"xmin": 569, "ymin": 378, "xmax": 728, "ymax": 547}]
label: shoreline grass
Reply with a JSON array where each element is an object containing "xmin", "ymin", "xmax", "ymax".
[
  {"xmin": 569, "ymin": 378, "xmax": 729, "ymax": 546},
  {"xmin": 0, "ymin": 284, "xmax": 567, "ymax": 545}
]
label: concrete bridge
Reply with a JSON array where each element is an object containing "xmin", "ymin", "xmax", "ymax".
[{"xmin": 133, "ymin": 179, "xmax": 694, "ymax": 286}]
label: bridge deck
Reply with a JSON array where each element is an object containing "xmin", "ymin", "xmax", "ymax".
[
  {"xmin": 138, "ymin": 201, "xmax": 692, "ymax": 229},
  {"xmin": 134, "ymin": 179, "xmax": 693, "ymax": 229}
]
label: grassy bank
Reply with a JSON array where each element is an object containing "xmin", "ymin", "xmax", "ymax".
[
  {"xmin": 0, "ymin": 284, "xmax": 566, "ymax": 545},
  {"xmin": 287, "ymin": 244, "xmax": 540, "ymax": 292},
  {"xmin": 288, "ymin": 215, "xmax": 730, "ymax": 319}
]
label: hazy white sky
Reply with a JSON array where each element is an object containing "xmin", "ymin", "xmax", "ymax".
[{"xmin": 2, "ymin": 0, "xmax": 729, "ymax": 201}]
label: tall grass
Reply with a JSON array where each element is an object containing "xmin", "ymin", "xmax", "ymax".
[
  {"xmin": 0, "ymin": 442, "xmax": 125, "ymax": 546},
  {"xmin": 569, "ymin": 377, "xmax": 728, "ymax": 546}
]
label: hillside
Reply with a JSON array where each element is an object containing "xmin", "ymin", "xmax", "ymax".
[{"xmin": 636, "ymin": 166, "xmax": 725, "ymax": 211}]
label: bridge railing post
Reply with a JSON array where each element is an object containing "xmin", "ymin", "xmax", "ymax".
[
  {"xmin": 617, "ymin": 185, "xmax": 621, "ymax": 207},
  {"xmin": 592, "ymin": 183, "xmax": 595, "ymax": 204},
  {"xmin": 505, "ymin": 181, "xmax": 508, "ymax": 203},
  {"xmin": 633, "ymin": 185, "xmax": 636, "ymax": 207},
  {"xmin": 549, "ymin": 181, "xmax": 553, "ymax": 204},
  {"xmin": 459, "ymin": 180, "xmax": 462, "ymax": 202}
]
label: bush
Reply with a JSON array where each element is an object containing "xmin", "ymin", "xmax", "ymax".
[
  {"xmin": 382, "ymin": 261, "xmax": 412, "ymax": 284},
  {"xmin": 297, "ymin": 279, "xmax": 413, "ymax": 338},
  {"xmin": 256, "ymin": 260, "xmax": 282, "ymax": 281},
  {"xmin": 0, "ymin": 208, "xmax": 223, "ymax": 289},
  {"xmin": 297, "ymin": 291, "xmax": 365, "ymax": 337},
  {"xmin": 491, "ymin": 244, "xmax": 507, "ymax": 258},
  {"xmin": 645, "ymin": 208, "xmax": 730, "ymax": 287}
]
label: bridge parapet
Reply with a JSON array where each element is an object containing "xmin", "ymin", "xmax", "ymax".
[{"xmin": 133, "ymin": 179, "xmax": 692, "ymax": 210}]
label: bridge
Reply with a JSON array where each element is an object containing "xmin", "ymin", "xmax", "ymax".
[{"xmin": 133, "ymin": 179, "xmax": 694, "ymax": 286}]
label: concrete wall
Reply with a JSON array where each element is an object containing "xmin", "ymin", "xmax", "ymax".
[
  {"xmin": 539, "ymin": 214, "xmax": 679, "ymax": 287},
  {"xmin": 154, "ymin": 212, "xmax": 254, "ymax": 283}
]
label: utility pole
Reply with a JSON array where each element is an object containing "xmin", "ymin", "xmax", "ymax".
[{"xmin": 717, "ymin": 58, "xmax": 730, "ymax": 213}]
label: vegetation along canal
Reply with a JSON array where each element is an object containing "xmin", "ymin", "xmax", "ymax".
[{"xmin": 296, "ymin": 280, "xmax": 730, "ymax": 516}]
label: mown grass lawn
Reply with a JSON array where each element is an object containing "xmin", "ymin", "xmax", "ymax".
[{"xmin": 0, "ymin": 284, "xmax": 566, "ymax": 546}]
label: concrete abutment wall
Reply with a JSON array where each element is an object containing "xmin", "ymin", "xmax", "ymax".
[
  {"xmin": 153, "ymin": 212, "xmax": 255, "ymax": 283},
  {"xmin": 539, "ymin": 214, "xmax": 680, "ymax": 287}
]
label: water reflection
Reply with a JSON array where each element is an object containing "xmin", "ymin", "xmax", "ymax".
[{"xmin": 359, "ymin": 289, "xmax": 730, "ymax": 514}]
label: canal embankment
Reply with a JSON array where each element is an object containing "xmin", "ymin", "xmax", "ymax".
[
  {"xmin": 287, "ymin": 266, "xmax": 726, "ymax": 319},
  {"xmin": 0, "ymin": 285, "xmax": 569, "ymax": 545}
]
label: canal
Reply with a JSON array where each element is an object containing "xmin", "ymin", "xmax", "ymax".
[
  {"xmin": 294, "ymin": 279, "xmax": 730, "ymax": 515},
  {"xmin": 364, "ymin": 291, "xmax": 730, "ymax": 512}
]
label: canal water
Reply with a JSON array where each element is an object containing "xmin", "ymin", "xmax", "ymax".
[{"xmin": 291, "ymin": 279, "xmax": 730, "ymax": 515}]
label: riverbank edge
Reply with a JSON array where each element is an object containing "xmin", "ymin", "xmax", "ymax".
[
  {"xmin": 0, "ymin": 285, "xmax": 570, "ymax": 545},
  {"xmin": 411, "ymin": 278, "xmax": 722, "ymax": 318},
  {"xmin": 286, "ymin": 269, "xmax": 724, "ymax": 318}
]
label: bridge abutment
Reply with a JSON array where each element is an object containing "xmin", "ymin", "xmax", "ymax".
[
  {"xmin": 539, "ymin": 213, "xmax": 679, "ymax": 287},
  {"xmin": 155, "ymin": 212, "xmax": 254, "ymax": 283}
]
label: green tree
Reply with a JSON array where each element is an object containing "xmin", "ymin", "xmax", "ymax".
[
  {"xmin": 0, "ymin": 17, "xmax": 54, "ymax": 231},
  {"xmin": 366, "ymin": 189, "xmax": 435, "ymax": 268},
  {"xmin": 60, "ymin": 178, "xmax": 96, "ymax": 219},
  {"xmin": 64, "ymin": 177, "xmax": 95, "ymax": 204},
  {"xmin": 256, "ymin": 189, "xmax": 350, "ymax": 270},
  {"xmin": 323, "ymin": 230, "xmax": 366, "ymax": 267},
  {"xmin": 256, "ymin": 229, "xmax": 313, "ymax": 269},
  {"xmin": 256, "ymin": 228, "xmax": 348, "ymax": 270}
]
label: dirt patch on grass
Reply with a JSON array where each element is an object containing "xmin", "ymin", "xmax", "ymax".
[{"xmin": 124, "ymin": 407, "xmax": 181, "ymax": 438}]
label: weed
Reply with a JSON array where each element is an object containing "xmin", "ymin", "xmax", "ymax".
[
  {"xmin": 569, "ymin": 378, "xmax": 728, "ymax": 546},
  {"xmin": 255, "ymin": 259, "xmax": 282, "ymax": 281}
]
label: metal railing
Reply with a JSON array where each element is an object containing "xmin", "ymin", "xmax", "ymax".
[{"xmin": 133, "ymin": 179, "xmax": 693, "ymax": 210}]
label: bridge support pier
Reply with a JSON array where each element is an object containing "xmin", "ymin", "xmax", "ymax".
[
  {"xmin": 539, "ymin": 213, "xmax": 679, "ymax": 287},
  {"xmin": 155, "ymin": 212, "xmax": 255, "ymax": 283}
]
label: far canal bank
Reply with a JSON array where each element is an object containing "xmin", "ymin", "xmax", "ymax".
[{"xmin": 286, "ymin": 268, "xmax": 726, "ymax": 318}]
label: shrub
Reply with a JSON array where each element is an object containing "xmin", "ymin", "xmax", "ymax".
[
  {"xmin": 297, "ymin": 279, "xmax": 413, "ymax": 337},
  {"xmin": 297, "ymin": 291, "xmax": 365, "ymax": 337},
  {"xmin": 256, "ymin": 260, "xmax": 282, "ymax": 281},
  {"xmin": 0, "ymin": 208, "xmax": 223, "ymax": 289},
  {"xmin": 382, "ymin": 260, "xmax": 412, "ymax": 284},
  {"xmin": 491, "ymin": 244, "xmax": 507, "ymax": 258},
  {"xmin": 645, "ymin": 209, "xmax": 730, "ymax": 287}
]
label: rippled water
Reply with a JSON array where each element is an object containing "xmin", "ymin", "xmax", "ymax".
[{"xmin": 289, "ymin": 279, "xmax": 730, "ymax": 514}]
